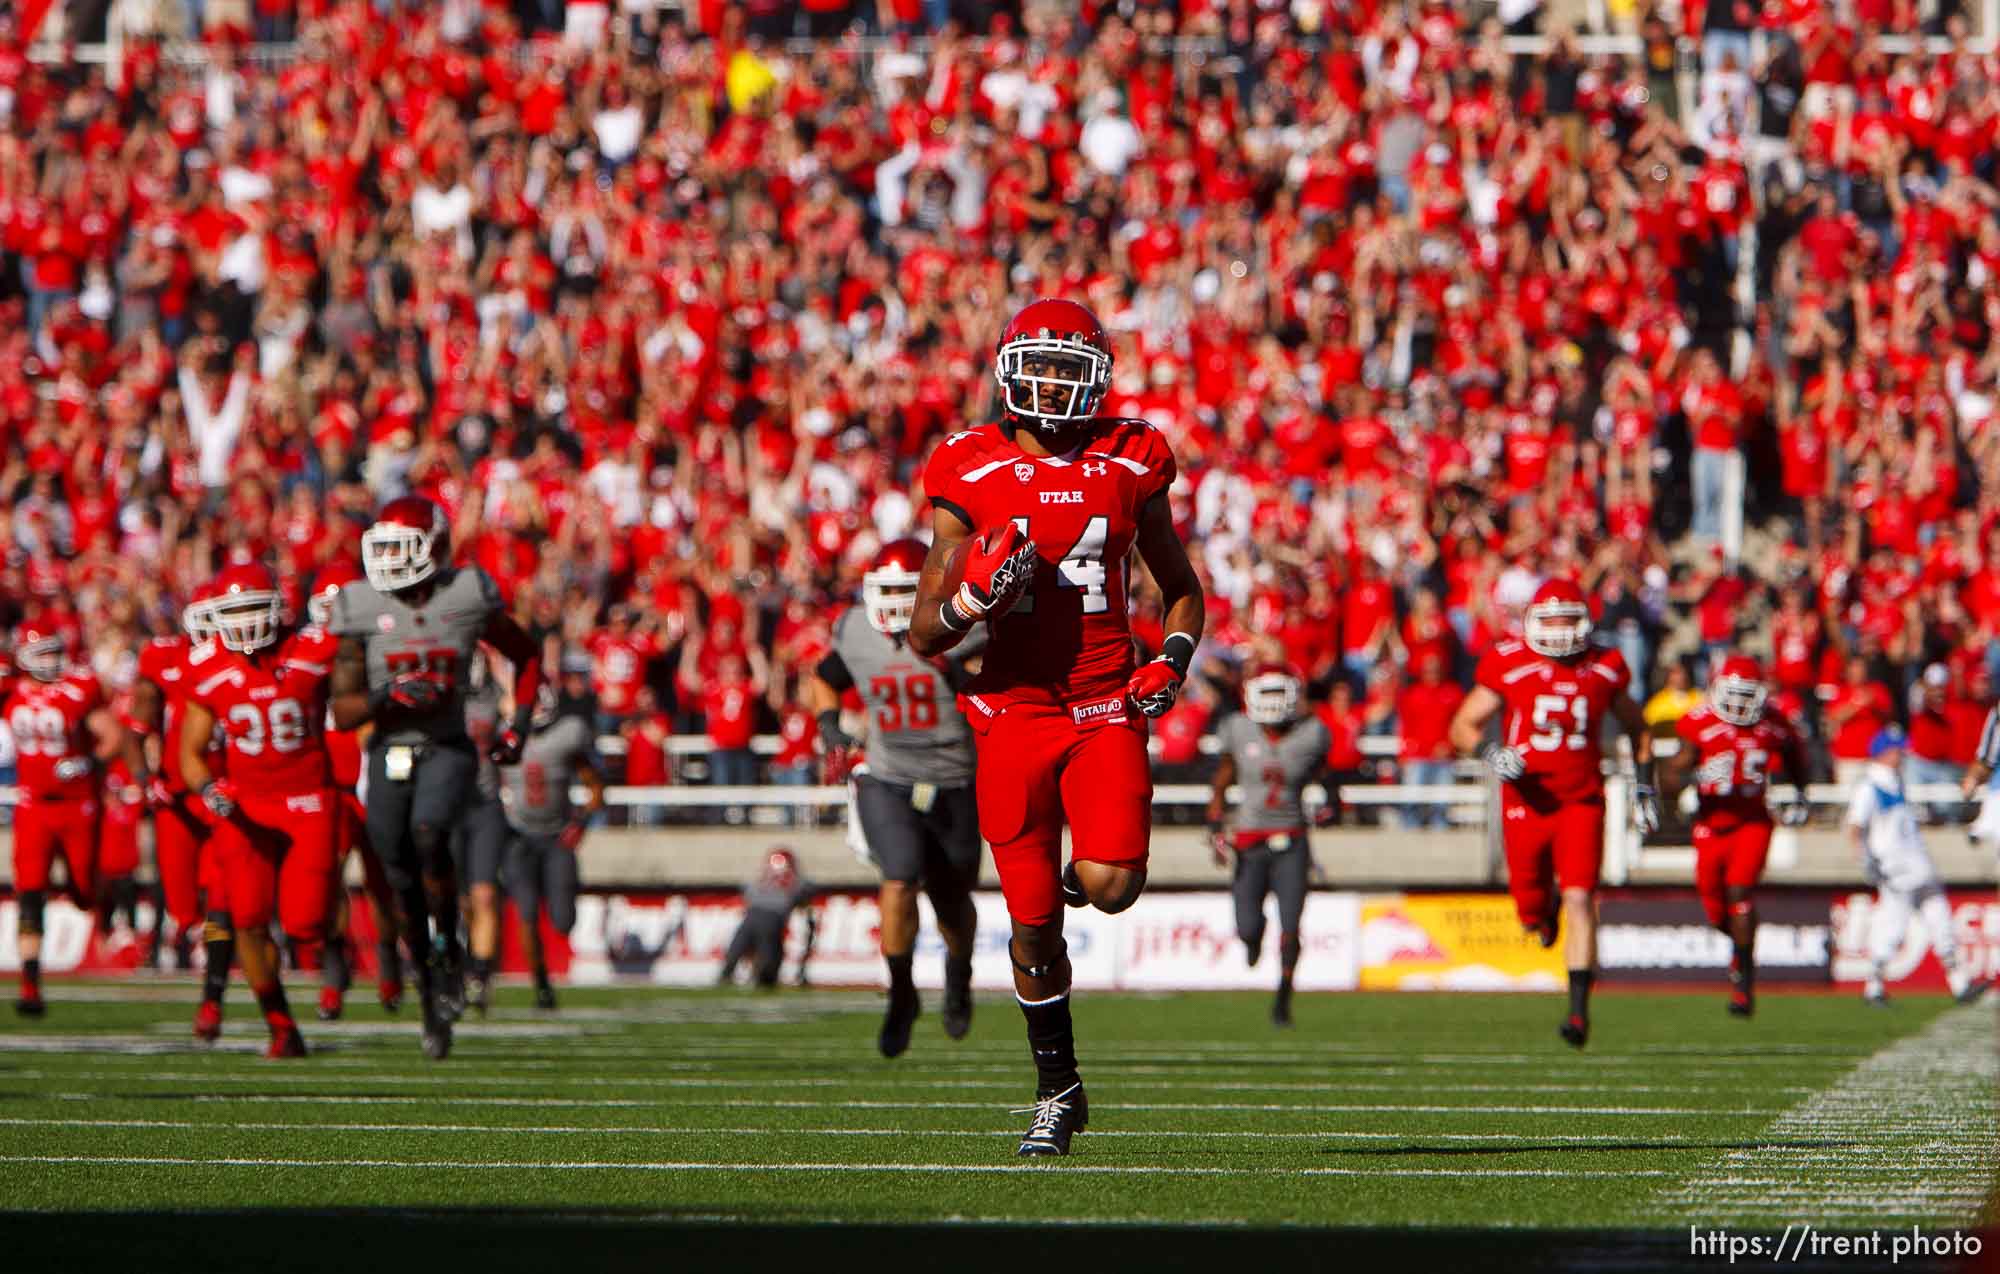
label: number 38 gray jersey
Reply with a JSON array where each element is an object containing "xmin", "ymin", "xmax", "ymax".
[
  {"xmin": 501, "ymin": 714, "xmax": 593, "ymax": 837},
  {"xmin": 328, "ymin": 566, "xmax": 505, "ymax": 747},
  {"xmin": 1220, "ymin": 712, "xmax": 1331, "ymax": 832},
  {"xmin": 822, "ymin": 608, "xmax": 979, "ymax": 788}
]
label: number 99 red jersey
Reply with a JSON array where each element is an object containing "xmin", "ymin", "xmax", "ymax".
[
  {"xmin": 2, "ymin": 671, "xmax": 103, "ymax": 800},
  {"xmin": 184, "ymin": 627, "xmax": 338, "ymax": 796},
  {"xmin": 922, "ymin": 418, "xmax": 1176, "ymax": 709},
  {"xmin": 1474, "ymin": 638, "xmax": 1631, "ymax": 804},
  {"xmin": 1674, "ymin": 703, "xmax": 1802, "ymax": 828}
]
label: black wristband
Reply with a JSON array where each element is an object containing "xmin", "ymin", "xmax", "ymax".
[
  {"xmin": 937, "ymin": 598, "xmax": 971, "ymax": 634},
  {"xmin": 509, "ymin": 707, "xmax": 534, "ymax": 739},
  {"xmin": 1159, "ymin": 631, "xmax": 1197, "ymax": 678},
  {"xmin": 1635, "ymin": 758, "xmax": 1656, "ymax": 787},
  {"xmin": 816, "ymin": 709, "xmax": 846, "ymax": 744}
]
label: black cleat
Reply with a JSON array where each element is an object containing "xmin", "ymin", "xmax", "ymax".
[
  {"xmin": 878, "ymin": 989, "xmax": 921, "ymax": 1058},
  {"xmin": 466, "ymin": 972, "xmax": 491, "ymax": 1018},
  {"xmin": 1272, "ymin": 989, "xmax": 1293, "ymax": 1028},
  {"xmin": 1060, "ymin": 863, "xmax": 1087, "ymax": 909},
  {"xmin": 1016, "ymin": 1082, "xmax": 1088, "ymax": 1157},
  {"xmin": 1559, "ymin": 1013, "xmax": 1588, "ymax": 1049},
  {"xmin": 941, "ymin": 972, "xmax": 973, "ymax": 1041},
  {"xmin": 1727, "ymin": 987, "xmax": 1753, "ymax": 1017},
  {"xmin": 1955, "ymin": 978, "xmax": 1991, "ymax": 1005},
  {"xmin": 534, "ymin": 980, "xmax": 557, "ymax": 1012},
  {"xmin": 13, "ymin": 995, "xmax": 46, "ymax": 1019},
  {"xmin": 431, "ymin": 945, "xmax": 467, "ymax": 1023},
  {"xmin": 420, "ymin": 1001, "xmax": 453, "ymax": 1061},
  {"xmin": 1244, "ymin": 937, "xmax": 1263, "ymax": 968},
  {"xmin": 1533, "ymin": 909, "xmax": 1559, "ymax": 949}
]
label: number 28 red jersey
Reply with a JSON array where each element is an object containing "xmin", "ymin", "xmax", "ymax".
[
  {"xmin": 3, "ymin": 671, "xmax": 103, "ymax": 800},
  {"xmin": 922, "ymin": 417, "xmax": 1176, "ymax": 708},
  {"xmin": 183, "ymin": 626, "xmax": 338, "ymax": 796},
  {"xmin": 1474, "ymin": 638, "xmax": 1631, "ymax": 804},
  {"xmin": 1674, "ymin": 704, "xmax": 1804, "ymax": 828}
]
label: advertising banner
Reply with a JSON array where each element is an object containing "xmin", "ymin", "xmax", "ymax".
[
  {"xmin": 1828, "ymin": 890, "xmax": 2000, "ymax": 990},
  {"xmin": 1594, "ymin": 889, "xmax": 1833, "ymax": 984},
  {"xmin": 1357, "ymin": 893, "xmax": 1566, "ymax": 991}
]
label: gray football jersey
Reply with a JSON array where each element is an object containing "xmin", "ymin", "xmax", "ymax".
[
  {"xmin": 500, "ymin": 714, "xmax": 592, "ymax": 836},
  {"xmin": 463, "ymin": 679, "xmax": 503, "ymax": 801},
  {"xmin": 831, "ymin": 607, "xmax": 978, "ymax": 788},
  {"xmin": 328, "ymin": 566, "xmax": 505, "ymax": 747},
  {"xmin": 1221, "ymin": 713, "xmax": 1332, "ymax": 832}
]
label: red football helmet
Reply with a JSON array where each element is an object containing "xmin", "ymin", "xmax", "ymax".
[
  {"xmin": 763, "ymin": 847, "xmax": 800, "ymax": 891},
  {"xmin": 994, "ymin": 298, "xmax": 1112, "ymax": 431},
  {"xmin": 307, "ymin": 559, "xmax": 364, "ymax": 627},
  {"xmin": 1710, "ymin": 654, "xmax": 1768, "ymax": 727},
  {"xmin": 862, "ymin": 538, "xmax": 926, "ymax": 635},
  {"xmin": 182, "ymin": 578, "xmax": 223, "ymax": 642},
  {"xmin": 362, "ymin": 495, "xmax": 449, "ymax": 593},
  {"xmin": 207, "ymin": 563, "xmax": 283, "ymax": 653},
  {"xmin": 13, "ymin": 619, "xmax": 69, "ymax": 681},
  {"xmin": 1243, "ymin": 658, "xmax": 1303, "ymax": 726},
  {"xmin": 1524, "ymin": 578, "xmax": 1592, "ymax": 659}
]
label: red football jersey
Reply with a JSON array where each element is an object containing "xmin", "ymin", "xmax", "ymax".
[
  {"xmin": 2, "ymin": 671, "xmax": 103, "ymax": 800},
  {"xmin": 923, "ymin": 418, "xmax": 1176, "ymax": 707},
  {"xmin": 1675, "ymin": 704, "xmax": 1804, "ymax": 826},
  {"xmin": 1474, "ymin": 638, "xmax": 1630, "ymax": 802},
  {"xmin": 184, "ymin": 627, "xmax": 337, "ymax": 796},
  {"xmin": 137, "ymin": 635, "xmax": 201, "ymax": 792},
  {"xmin": 325, "ymin": 720, "xmax": 363, "ymax": 789}
]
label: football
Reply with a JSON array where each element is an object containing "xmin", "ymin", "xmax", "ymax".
[{"xmin": 937, "ymin": 533, "xmax": 972, "ymax": 602}]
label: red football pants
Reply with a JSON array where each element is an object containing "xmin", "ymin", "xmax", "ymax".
[
  {"xmin": 972, "ymin": 702, "xmax": 1152, "ymax": 927},
  {"xmin": 13, "ymin": 795, "xmax": 100, "ymax": 906},
  {"xmin": 213, "ymin": 790, "xmax": 339, "ymax": 946},
  {"xmin": 1499, "ymin": 790, "xmax": 1605, "ymax": 929},
  {"xmin": 154, "ymin": 793, "xmax": 212, "ymax": 930},
  {"xmin": 1692, "ymin": 818, "xmax": 1773, "ymax": 928}
]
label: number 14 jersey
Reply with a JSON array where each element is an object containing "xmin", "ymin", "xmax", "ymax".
[
  {"xmin": 1474, "ymin": 637, "xmax": 1631, "ymax": 804},
  {"xmin": 922, "ymin": 417, "xmax": 1177, "ymax": 709}
]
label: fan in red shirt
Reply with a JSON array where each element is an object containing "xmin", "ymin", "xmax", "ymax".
[
  {"xmin": 1395, "ymin": 653, "xmax": 1465, "ymax": 828},
  {"xmin": 1824, "ymin": 656, "xmax": 1894, "ymax": 782},
  {"xmin": 3, "ymin": 618, "xmax": 119, "ymax": 1017},
  {"xmin": 1450, "ymin": 580, "xmax": 1654, "ymax": 1048},
  {"xmin": 305, "ymin": 560, "xmax": 403, "ymax": 1019},
  {"xmin": 1666, "ymin": 656, "xmax": 1810, "ymax": 1018},
  {"xmin": 588, "ymin": 606, "xmax": 660, "ymax": 724},
  {"xmin": 618, "ymin": 687, "xmax": 673, "ymax": 826},
  {"xmin": 179, "ymin": 564, "xmax": 343, "ymax": 1059},
  {"xmin": 909, "ymin": 298, "xmax": 1206, "ymax": 1157}
]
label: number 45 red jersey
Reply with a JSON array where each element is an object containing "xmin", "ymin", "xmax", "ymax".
[
  {"xmin": 1475, "ymin": 638, "xmax": 1631, "ymax": 803},
  {"xmin": 923, "ymin": 418, "xmax": 1176, "ymax": 707},
  {"xmin": 184, "ymin": 626, "xmax": 338, "ymax": 795},
  {"xmin": 1674, "ymin": 704, "xmax": 1802, "ymax": 827}
]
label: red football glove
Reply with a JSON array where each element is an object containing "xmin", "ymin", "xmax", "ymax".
[
  {"xmin": 488, "ymin": 725, "xmax": 525, "ymax": 767},
  {"xmin": 557, "ymin": 822, "xmax": 585, "ymax": 851},
  {"xmin": 1126, "ymin": 657, "xmax": 1184, "ymax": 718},
  {"xmin": 386, "ymin": 675, "xmax": 445, "ymax": 712},
  {"xmin": 944, "ymin": 523, "xmax": 1037, "ymax": 629}
]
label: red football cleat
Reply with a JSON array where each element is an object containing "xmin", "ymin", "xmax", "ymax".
[
  {"xmin": 1728, "ymin": 987, "xmax": 1754, "ymax": 1018},
  {"xmin": 317, "ymin": 985, "xmax": 344, "ymax": 1022},
  {"xmin": 378, "ymin": 981, "xmax": 403, "ymax": 1014},
  {"xmin": 193, "ymin": 1000, "xmax": 223, "ymax": 1042},
  {"xmin": 1559, "ymin": 1013, "xmax": 1589, "ymax": 1049},
  {"xmin": 14, "ymin": 992, "xmax": 46, "ymax": 1019},
  {"xmin": 265, "ymin": 1026, "xmax": 307, "ymax": 1059}
]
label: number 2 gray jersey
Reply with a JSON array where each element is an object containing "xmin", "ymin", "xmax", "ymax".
[
  {"xmin": 327, "ymin": 566, "xmax": 505, "ymax": 747},
  {"xmin": 830, "ymin": 607, "xmax": 978, "ymax": 788},
  {"xmin": 500, "ymin": 714, "xmax": 593, "ymax": 836},
  {"xmin": 1219, "ymin": 713, "xmax": 1332, "ymax": 832}
]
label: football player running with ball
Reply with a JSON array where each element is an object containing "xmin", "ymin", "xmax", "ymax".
[
  {"xmin": 1448, "ymin": 580, "xmax": 1655, "ymax": 1048},
  {"xmin": 327, "ymin": 496, "xmax": 545, "ymax": 1060},
  {"xmin": 1662, "ymin": 655, "xmax": 1811, "ymax": 1017},
  {"xmin": 809, "ymin": 537, "xmax": 985, "ymax": 1058},
  {"xmin": 910, "ymin": 298, "xmax": 1205, "ymax": 1157},
  {"xmin": 1206, "ymin": 658, "xmax": 1330, "ymax": 1027}
]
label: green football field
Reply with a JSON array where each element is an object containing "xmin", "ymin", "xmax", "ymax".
[{"xmin": 0, "ymin": 982, "xmax": 1993, "ymax": 1271}]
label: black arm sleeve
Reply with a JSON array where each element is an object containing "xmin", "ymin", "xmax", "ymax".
[{"xmin": 816, "ymin": 651, "xmax": 854, "ymax": 694}]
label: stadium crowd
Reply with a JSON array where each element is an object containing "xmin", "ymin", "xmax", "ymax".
[{"xmin": 3, "ymin": 0, "xmax": 2000, "ymax": 804}]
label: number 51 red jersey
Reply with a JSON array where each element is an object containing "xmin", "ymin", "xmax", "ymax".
[
  {"xmin": 1475, "ymin": 637, "xmax": 1631, "ymax": 803},
  {"xmin": 922, "ymin": 418, "xmax": 1176, "ymax": 708},
  {"xmin": 183, "ymin": 626, "xmax": 338, "ymax": 795}
]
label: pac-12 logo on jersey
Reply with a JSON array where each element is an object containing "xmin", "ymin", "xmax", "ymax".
[
  {"xmin": 377, "ymin": 614, "xmax": 396, "ymax": 632},
  {"xmin": 1014, "ymin": 463, "xmax": 1035, "ymax": 484}
]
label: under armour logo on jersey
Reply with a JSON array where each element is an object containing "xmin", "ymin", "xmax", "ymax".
[
  {"xmin": 1014, "ymin": 462, "xmax": 1036, "ymax": 483},
  {"xmin": 1082, "ymin": 461, "xmax": 1107, "ymax": 477},
  {"xmin": 377, "ymin": 614, "xmax": 396, "ymax": 632}
]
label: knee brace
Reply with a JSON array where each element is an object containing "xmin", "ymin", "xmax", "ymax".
[
  {"xmin": 17, "ymin": 890, "xmax": 45, "ymax": 937},
  {"xmin": 1009, "ymin": 936, "xmax": 1067, "ymax": 981}
]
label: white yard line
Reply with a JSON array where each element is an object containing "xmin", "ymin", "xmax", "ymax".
[
  {"xmin": 0, "ymin": 1153, "xmax": 1673, "ymax": 1180},
  {"xmin": 1654, "ymin": 1004, "xmax": 1999, "ymax": 1226},
  {"xmin": 0, "ymin": 1116, "xmax": 1757, "ymax": 1145},
  {"xmin": 0, "ymin": 1066, "xmax": 1802, "ymax": 1098}
]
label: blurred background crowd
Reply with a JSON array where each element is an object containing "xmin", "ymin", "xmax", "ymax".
[{"xmin": 4, "ymin": 0, "xmax": 2000, "ymax": 810}]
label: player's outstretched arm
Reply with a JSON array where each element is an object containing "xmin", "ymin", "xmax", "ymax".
[
  {"xmin": 908, "ymin": 505, "xmax": 976, "ymax": 658},
  {"xmin": 119, "ymin": 679, "xmax": 162, "ymax": 792},
  {"xmin": 1128, "ymin": 495, "xmax": 1205, "ymax": 717},
  {"xmin": 1206, "ymin": 752, "xmax": 1236, "ymax": 865},
  {"xmin": 483, "ymin": 612, "xmax": 545, "ymax": 752},
  {"xmin": 1448, "ymin": 685, "xmax": 1502, "ymax": 757},
  {"xmin": 1612, "ymin": 692, "xmax": 1658, "ymax": 834},
  {"xmin": 330, "ymin": 636, "xmax": 374, "ymax": 731}
]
